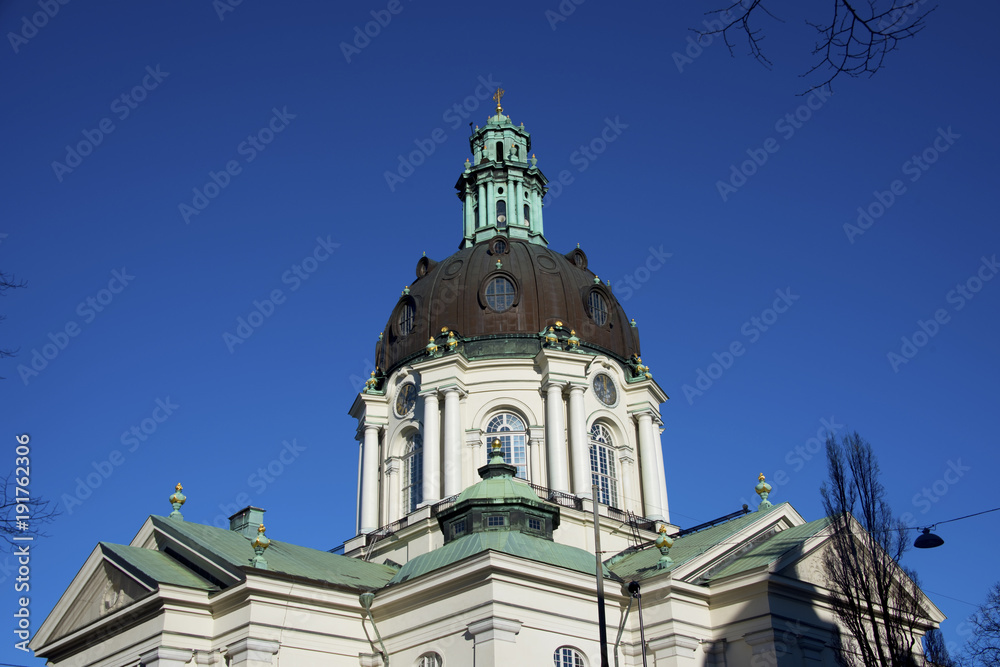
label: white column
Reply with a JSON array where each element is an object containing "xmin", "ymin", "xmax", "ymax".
[
  {"xmin": 360, "ymin": 424, "xmax": 380, "ymax": 533},
  {"xmin": 568, "ymin": 385, "xmax": 591, "ymax": 498},
  {"xmin": 636, "ymin": 412, "xmax": 664, "ymax": 520},
  {"xmin": 654, "ymin": 419, "xmax": 670, "ymax": 523},
  {"xmin": 545, "ymin": 383, "xmax": 569, "ymax": 492},
  {"xmin": 619, "ymin": 452, "xmax": 637, "ymax": 514},
  {"xmin": 421, "ymin": 391, "xmax": 441, "ymax": 505},
  {"xmin": 443, "ymin": 387, "xmax": 463, "ymax": 497},
  {"xmin": 528, "ymin": 427, "xmax": 545, "ymax": 485}
]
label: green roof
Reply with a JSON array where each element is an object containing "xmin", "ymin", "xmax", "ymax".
[
  {"xmin": 151, "ymin": 516, "xmax": 397, "ymax": 590},
  {"xmin": 706, "ymin": 516, "xmax": 830, "ymax": 581},
  {"xmin": 389, "ymin": 529, "xmax": 611, "ymax": 585},
  {"xmin": 100, "ymin": 542, "xmax": 217, "ymax": 591},
  {"xmin": 607, "ymin": 503, "xmax": 791, "ymax": 581},
  {"xmin": 456, "ymin": 476, "xmax": 542, "ymax": 504}
]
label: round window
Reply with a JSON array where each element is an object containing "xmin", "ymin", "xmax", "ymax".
[{"xmin": 485, "ymin": 276, "xmax": 516, "ymax": 312}]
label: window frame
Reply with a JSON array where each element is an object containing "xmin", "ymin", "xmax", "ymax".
[
  {"xmin": 589, "ymin": 423, "xmax": 619, "ymax": 509},
  {"xmin": 402, "ymin": 432, "xmax": 423, "ymax": 514},
  {"xmin": 485, "ymin": 412, "xmax": 528, "ymax": 479}
]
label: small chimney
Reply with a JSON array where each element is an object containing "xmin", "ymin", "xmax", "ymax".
[{"xmin": 228, "ymin": 506, "xmax": 266, "ymax": 539}]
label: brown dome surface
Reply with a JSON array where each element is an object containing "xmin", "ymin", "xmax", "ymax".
[{"xmin": 375, "ymin": 237, "xmax": 641, "ymax": 375}]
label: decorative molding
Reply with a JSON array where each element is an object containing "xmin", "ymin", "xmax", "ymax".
[
  {"xmin": 467, "ymin": 616, "xmax": 522, "ymax": 644},
  {"xmin": 226, "ymin": 638, "xmax": 280, "ymax": 664},
  {"xmin": 139, "ymin": 647, "xmax": 194, "ymax": 667}
]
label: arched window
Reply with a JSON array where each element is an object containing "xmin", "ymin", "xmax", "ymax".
[
  {"xmin": 474, "ymin": 203, "xmax": 480, "ymax": 228},
  {"xmin": 486, "ymin": 413, "xmax": 527, "ymax": 479},
  {"xmin": 485, "ymin": 276, "xmax": 516, "ymax": 312},
  {"xmin": 587, "ymin": 290, "xmax": 609, "ymax": 326},
  {"xmin": 589, "ymin": 423, "xmax": 618, "ymax": 508},
  {"xmin": 496, "ymin": 141, "xmax": 504, "ymax": 161},
  {"xmin": 397, "ymin": 301, "xmax": 415, "ymax": 337},
  {"xmin": 417, "ymin": 653, "xmax": 442, "ymax": 667},
  {"xmin": 403, "ymin": 433, "xmax": 423, "ymax": 513},
  {"xmin": 554, "ymin": 646, "xmax": 585, "ymax": 667},
  {"xmin": 523, "ymin": 202, "xmax": 530, "ymax": 226},
  {"xmin": 496, "ymin": 199, "xmax": 507, "ymax": 228}
]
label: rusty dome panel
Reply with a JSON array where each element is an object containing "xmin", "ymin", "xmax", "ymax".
[{"xmin": 377, "ymin": 239, "xmax": 640, "ymax": 374}]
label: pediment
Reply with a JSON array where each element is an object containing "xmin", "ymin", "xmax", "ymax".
[
  {"xmin": 777, "ymin": 538, "xmax": 829, "ymax": 586},
  {"xmin": 49, "ymin": 558, "xmax": 152, "ymax": 640}
]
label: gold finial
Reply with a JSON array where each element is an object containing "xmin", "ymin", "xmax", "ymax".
[
  {"xmin": 758, "ymin": 473, "xmax": 766, "ymax": 482},
  {"xmin": 258, "ymin": 524, "xmax": 266, "ymax": 533},
  {"xmin": 175, "ymin": 483, "xmax": 183, "ymax": 492},
  {"xmin": 492, "ymin": 438, "xmax": 502, "ymax": 452},
  {"xmin": 493, "ymin": 87, "xmax": 505, "ymax": 114}
]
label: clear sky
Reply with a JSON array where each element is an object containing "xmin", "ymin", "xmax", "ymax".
[{"xmin": 3, "ymin": 0, "xmax": 998, "ymax": 662}]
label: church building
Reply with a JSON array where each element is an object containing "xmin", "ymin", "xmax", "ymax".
[{"xmin": 31, "ymin": 93, "xmax": 945, "ymax": 667}]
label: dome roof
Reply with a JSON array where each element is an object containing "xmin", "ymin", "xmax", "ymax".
[{"xmin": 375, "ymin": 236, "xmax": 641, "ymax": 375}]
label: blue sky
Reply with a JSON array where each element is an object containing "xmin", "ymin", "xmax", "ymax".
[{"xmin": 3, "ymin": 0, "xmax": 998, "ymax": 662}]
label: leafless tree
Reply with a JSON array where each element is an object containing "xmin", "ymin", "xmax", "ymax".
[
  {"xmin": 821, "ymin": 432, "xmax": 929, "ymax": 666},
  {"xmin": 1, "ymin": 472, "xmax": 59, "ymax": 550},
  {"xmin": 701, "ymin": 0, "xmax": 935, "ymax": 92},
  {"xmin": 923, "ymin": 627, "xmax": 956, "ymax": 666},
  {"xmin": 964, "ymin": 582, "xmax": 1000, "ymax": 666}
]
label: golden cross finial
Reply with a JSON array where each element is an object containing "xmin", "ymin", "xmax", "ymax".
[{"xmin": 493, "ymin": 87, "xmax": 505, "ymax": 114}]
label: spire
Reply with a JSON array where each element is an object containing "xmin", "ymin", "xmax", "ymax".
[{"xmin": 454, "ymin": 89, "xmax": 549, "ymax": 249}]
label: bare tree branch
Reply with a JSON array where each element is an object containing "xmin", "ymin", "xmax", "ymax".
[
  {"xmin": 699, "ymin": 0, "xmax": 936, "ymax": 94},
  {"xmin": 0, "ymin": 270, "xmax": 26, "ymax": 362},
  {"xmin": 0, "ymin": 472, "xmax": 59, "ymax": 550},
  {"xmin": 965, "ymin": 582, "xmax": 1000, "ymax": 666}
]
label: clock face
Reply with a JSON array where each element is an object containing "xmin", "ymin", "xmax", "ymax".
[
  {"xmin": 395, "ymin": 384, "xmax": 417, "ymax": 417},
  {"xmin": 593, "ymin": 374, "xmax": 617, "ymax": 406}
]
